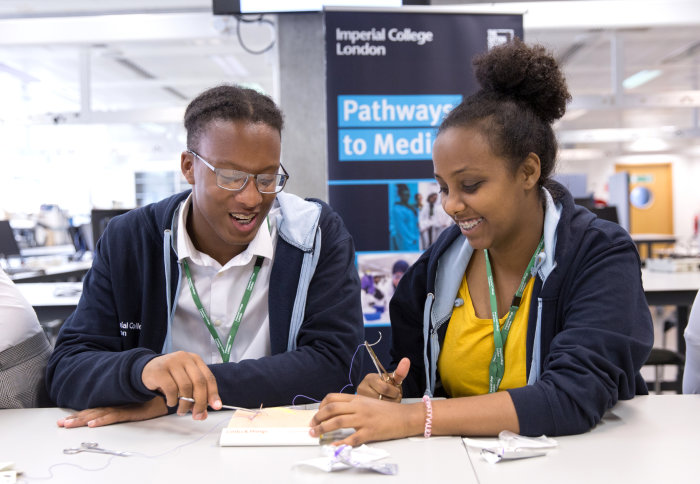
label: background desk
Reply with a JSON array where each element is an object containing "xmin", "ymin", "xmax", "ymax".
[
  {"xmin": 467, "ymin": 395, "xmax": 700, "ymax": 484},
  {"xmin": 9, "ymin": 260, "xmax": 92, "ymax": 283},
  {"xmin": 641, "ymin": 269, "xmax": 700, "ymax": 391},
  {"xmin": 15, "ymin": 282, "xmax": 81, "ymax": 321},
  {"xmin": 15, "ymin": 282, "xmax": 81, "ymax": 344},
  {"xmin": 0, "ymin": 407, "xmax": 474, "ymax": 484},
  {"xmin": 632, "ymin": 233, "xmax": 677, "ymax": 259},
  {"xmin": 642, "ymin": 269, "xmax": 700, "ymax": 354},
  {"xmin": 19, "ymin": 244, "xmax": 77, "ymax": 258}
]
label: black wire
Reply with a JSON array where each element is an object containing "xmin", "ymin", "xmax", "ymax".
[
  {"xmin": 235, "ymin": 14, "xmax": 264, "ymax": 23},
  {"xmin": 234, "ymin": 14, "xmax": 276, "ymax": 55}
]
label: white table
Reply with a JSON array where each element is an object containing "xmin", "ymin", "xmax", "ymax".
[
  {"xmin": 2, "ymin": 396, "xmax": 697, "ymax": 483},
  {"xmin": 467, "ymin": 395, "xmax": 700, "ymax": 484},
  {"xmin": 15, "ymin": 282, "xmax": 81, "ymax": 321},
  {"xmin": 641, "ymin": 268, "xmax": 700, "ymax": 295},
  {"xmin": 0, "ymin": 407, "xmax": 474, "ymax": 484}
]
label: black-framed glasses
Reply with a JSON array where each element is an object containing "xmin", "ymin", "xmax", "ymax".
[{"xmin": 187, "ymin": 150, "xmax": 289, "ymax": 194}]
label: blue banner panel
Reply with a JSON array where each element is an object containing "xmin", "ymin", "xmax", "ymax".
[
  {"xmin": 338, "ymin": 128, "xmax": 437, "ymax": 161},
  {"xmin": 325, "ymin": 10, "xmax": 523, "ymax": 182},
  {"xmin": 329, "ymin": 184, "xmax": 389, "ymax": 250},
  {"xmin": 338, "ymin": 95, "xmax": 462, "ymax": 127},
  {"xmin": 324, "ymin": 10, "xmax": 523, "ymax": 334}
]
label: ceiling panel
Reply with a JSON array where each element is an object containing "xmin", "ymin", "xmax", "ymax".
[{"xmin": 0, "ymin": 0, "xmax": 698, "ymax": 157}]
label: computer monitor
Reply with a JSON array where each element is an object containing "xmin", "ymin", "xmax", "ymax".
[
  {"xmin": 0, "ymin": 220, "xmax": 21, "ymax": 260},
  {"xmin": 67, "ymin": 223, "xmax": 94, "ymax": 259},
  {"xmin": 91, "ymin": 209, "xmax": 133, "ymax": 249},
  {"xmin": 590, "ymin": 206, "xmax": 619, "ymax": 224},
  {"xmin": 574, "ymin": 197, "xmax": 596, "ymax": 210}
]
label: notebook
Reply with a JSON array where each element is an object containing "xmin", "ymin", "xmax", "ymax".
[{"xmin": 219, "ymin": 407, "xmax": 319, "ymax": 446}]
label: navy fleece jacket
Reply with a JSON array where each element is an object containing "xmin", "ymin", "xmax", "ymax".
[
  {"xmin": 390, "ymin": 183, "xmax": 654, "ymax": 436},
  {"xmin": 46, "ymin": 191, "xmax": 364, "ymax": 410}
]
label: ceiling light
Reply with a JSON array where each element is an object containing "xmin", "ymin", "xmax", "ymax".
[
  {"xmin": 558, "ymin": 148, "xmax": 605, "ymax": 161},
  {"xmin": 627, "ymin": 137, "xmax": 669, "ymax": 152},
  {"xmin": 622, "ymin": 70, "xmax": 662, "ymax": 89},
  {"xmin": 0, "ymin": 62, "xmax": 39, "ymax": 83}
]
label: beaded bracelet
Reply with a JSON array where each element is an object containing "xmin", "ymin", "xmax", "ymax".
[{"xmin": 422, "ymin": 395, "xmax": 433, "ymax": 438}]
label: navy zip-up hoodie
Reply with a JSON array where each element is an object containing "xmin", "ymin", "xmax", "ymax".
[
  {"xmin": 390, "ymin": 183, "xmax": 654, "ymax": 436},
  {"xmin": 46, "ymin": 191, "xmax": 364, "ymax": 410}
]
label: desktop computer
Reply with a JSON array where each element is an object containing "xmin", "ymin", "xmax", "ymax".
[
  {"xmin": 90, "ymin": 209, "xmax": 133, "ymax": 249},
  {"xmin": 590, "ymin": 206, "xmax": 620, "ymax": 225},
  {"xmin": 0, "ymin": 220, "xmax": 21, "ymax": 260},
  {"xmin": 0, "ymin": 220, "xmax": 42, "ymax": 276}
]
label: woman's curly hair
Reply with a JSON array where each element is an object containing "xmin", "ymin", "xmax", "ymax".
[{"xmin": 439, "ymin": 38, "xmax": 571, "ymax": 192}]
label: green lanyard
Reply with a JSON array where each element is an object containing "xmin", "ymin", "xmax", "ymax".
[
  {"xmin": 484, "ymin": 236, "xmax": 544, "ymax": 393},
  {"xmin": 181, "ymin": 217, "xmax": 272, "ymax": 363},
  {"xmin": 182, "ymin": 256, "xmax": 264, "ymax": 363}
]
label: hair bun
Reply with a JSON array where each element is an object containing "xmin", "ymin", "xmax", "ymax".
[{"xmin": 473, "ymin": 38, "xmax": 571, "ymax": 124}]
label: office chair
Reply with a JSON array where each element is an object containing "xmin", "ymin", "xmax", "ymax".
[
  {"xmin": 644, "ymin": 302, "xmax": 692, "ymax": 394},
  {"xmin": 645, "ymin": 348, "xmax": 685, "ymax": 394}
]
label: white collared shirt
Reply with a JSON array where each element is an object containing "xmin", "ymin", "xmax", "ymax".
[{"xmin": 172, "ymin": 195, "xmax": 278, "ymax": 364}]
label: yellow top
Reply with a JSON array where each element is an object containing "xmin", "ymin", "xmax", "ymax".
[{"xmin": 437, "ymin": 275, "xmax": 534, "ymax": 396}]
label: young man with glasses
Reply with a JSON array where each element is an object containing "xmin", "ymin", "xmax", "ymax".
[{"xmin": 46, "ymin": 85, "xmax": 364, "ymax": 426}]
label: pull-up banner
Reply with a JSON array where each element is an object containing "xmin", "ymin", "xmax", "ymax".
[
  {"xmin": 326, "ymin": 9, "xmax": 522, "ymax": 249},
  {"xmin": 325, "ymin": 9, "xmax": 522, "ymax": 327}
]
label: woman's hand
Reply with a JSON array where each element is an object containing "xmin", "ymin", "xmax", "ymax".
[
  {"xmin": 308, "ymin": 393, "xmax": 424, "ymax": 446},
  {"xmin": 357, "ymin": 357, "xmax": 410, "ymax": 402},
  {"xmin": 57, "ymin": 396, "xmax": 168, "ymax": 428}
]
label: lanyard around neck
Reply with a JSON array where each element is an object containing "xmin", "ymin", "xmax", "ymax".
[
  {"xmin": 181, "ymin": 216, "xmax": 272, "ymax": 363},
  {"xmin": 182, "ymin": 256, "xmax": 263, "ymax": 363},
  {"xmin": 484, "ymin": 236, "xmax": 544, "ymax": 393}
]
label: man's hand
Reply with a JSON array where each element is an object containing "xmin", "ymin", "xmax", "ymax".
[
  {"xmin": 142, "ymin": 351, "xmax": 222, "ymax": 420},
  {"xmin": 357, "ymin": 357, "xmax": 410, "ymax": 402},
  {"xmin": 57, "ymin": 396, "xmax": 168, "ymax": 428}
]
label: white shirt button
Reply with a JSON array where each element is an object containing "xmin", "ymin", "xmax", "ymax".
[{"xmin": 214, "ymin": 319, "xmax": 222, "ymax": 327}]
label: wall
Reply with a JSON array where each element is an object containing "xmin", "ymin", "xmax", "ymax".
[{"xmin": 276, "ymin": 13, "xmax": 329, "ymax": 202}]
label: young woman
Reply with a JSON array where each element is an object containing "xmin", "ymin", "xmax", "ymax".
[{"xmin": 310, "ymin": 39, "xmax": 654, "ymax": 445}]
